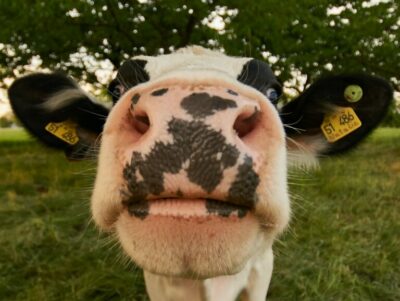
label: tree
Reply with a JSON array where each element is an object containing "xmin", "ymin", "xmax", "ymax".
[{"xmin": 0, "ymin": 0, "xmax": 398, "ymax": 95}]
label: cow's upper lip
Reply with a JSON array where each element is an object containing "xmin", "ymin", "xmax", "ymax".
[
  {"xmin": 122, "ymin": 197, "xmax": 252, "ymax": 219},
  {"xmin": 122, "ymin": 197, "xmax": 252, "ymax": 209}
]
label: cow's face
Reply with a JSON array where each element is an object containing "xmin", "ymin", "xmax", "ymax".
[
  {"xmin": 92, "ymin": 47, "xmax": 289, "ymax": 277},
  {"xmin": 8, "ymin": 46, "xmax": 393, "ymax": 279}
]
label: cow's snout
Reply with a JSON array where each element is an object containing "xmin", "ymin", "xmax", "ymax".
[{"xmin": 110, "ymin": 83, "xmax": 277, "ymax": 213}]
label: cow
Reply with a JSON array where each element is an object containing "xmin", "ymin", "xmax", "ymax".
[{"xmin": 8, "ymin": 46, "xmax": 393, "ymax": 301}]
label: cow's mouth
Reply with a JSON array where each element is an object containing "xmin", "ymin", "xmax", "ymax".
[
  {"xmin": 116, "ymin": 197, "xmax": 259, "ymax": 278},
  {"xmin": 122, "ymin": 198, "xmax": 251, "ymax": 220}
]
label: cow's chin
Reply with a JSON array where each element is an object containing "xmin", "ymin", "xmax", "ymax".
[{"xmin": 115, "ymin": 200, "xmax": 262, "ymax": 278}]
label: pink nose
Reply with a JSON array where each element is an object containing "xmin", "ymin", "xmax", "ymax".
[
  {"xmin": 116, "ymin": 83, "xmax": 275, "ymax": 217},
  {"xmin": 130, "ymin": 85, "xmax": 262, "ymax": 142}
]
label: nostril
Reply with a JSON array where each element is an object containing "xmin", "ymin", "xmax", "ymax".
[
  {"xmin": 132, "ymin": 112, "xmax": 150, "ymax": 134},
  {"xmin": 233, "ymin": 108, "xmax": 260, "ymax": 138}
]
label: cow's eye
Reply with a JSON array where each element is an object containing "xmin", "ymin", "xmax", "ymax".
[
  {"xmin": 266, "ymin": 88, "xmax": 279, "ymax": 102},
  {"xmin": 237, "ymin": 59, "xmax": 282, "ymax": 105}
]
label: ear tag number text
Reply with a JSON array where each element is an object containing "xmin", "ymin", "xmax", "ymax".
[
  {"xmin": 321, "ymin": 107, "xmax": 362, "ymax": 143},
  {"xmin": 45, "ymin": 121, "xmax": 79, "ymax": 145}
]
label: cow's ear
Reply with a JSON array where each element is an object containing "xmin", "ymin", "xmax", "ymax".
[
  {"xmin": 8, "ymin": 73, "xmax": 110, "ymax": 160},
  {"xmin": 281, "ymin": 74, "xmax": 393, "ymax": 157}
]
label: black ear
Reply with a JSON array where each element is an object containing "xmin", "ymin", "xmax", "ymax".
[
  {"xmin": 281, "ymin": 74, "xmax": 393, "ymax": 155},
  {"xmin": 8, "ymin": 73, "xmax": 110, "ymax": 160}
]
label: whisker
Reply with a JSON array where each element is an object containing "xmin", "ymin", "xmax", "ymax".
[{"xmin": 78, "ymin": 107, "xmax": 108, "ymax": 119}]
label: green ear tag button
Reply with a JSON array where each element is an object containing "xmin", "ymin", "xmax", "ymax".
[{"xmin": 344, "ymin": 85, "xmax": 363, "ymax": 103}]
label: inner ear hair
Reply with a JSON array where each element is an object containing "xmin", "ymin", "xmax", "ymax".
[{"xmin": 286, "ymin": 134, "xmax": 328, "ymax": 168}]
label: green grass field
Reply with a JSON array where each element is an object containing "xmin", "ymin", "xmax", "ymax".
[{"xmin": 0, "ymin": 128, "xmax": 399, "ymax": 301}]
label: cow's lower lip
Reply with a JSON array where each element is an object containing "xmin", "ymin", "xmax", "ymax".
[
  {"xmin": 116, "ymin": 201, "xmax": 259, "ymax": 277},
  {"xmin": 124, "ymin": 198, "xmax": 250, "ymax": 220}
]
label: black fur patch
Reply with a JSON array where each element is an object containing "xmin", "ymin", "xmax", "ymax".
[
  {"xmin": 151, "ymin": 88, "xmax": 169, "ymax": 96},
  {"xmin": 108, "ymin": 80, "xmax": 122, "ymax": 104},
  {"xmin": 237, "ymin": 59, "xmax": 282, "ymax": 103},
  {"xmin": 122, "ymin": 118, "xmax": 242, "ymax": 214},
  {"xmin": 181, "ymin": 93, "xmax": 237, "ymax": 118},
  {"xmin": 117, "ymin": 59, "xmax": 149, "ymax": 91},
  {"xmin": 206, "ymin": 199, "xmax": 248, "ymax": 218},
  {"xmin": 108, "ymin": 59, "xmax": 149, "ymax": 103}
]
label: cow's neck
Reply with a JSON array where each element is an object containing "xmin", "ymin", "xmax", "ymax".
[
  {"xmin": 144, "ymin": 270, "xmax": 248, "ymax": 301},
  {"xmin": 143, "ymin": 248, "xmax": 273, "ymax": 301},
  {"xmin": 144, "ymin": 272, "xmax": 208, "ymax": 301}
]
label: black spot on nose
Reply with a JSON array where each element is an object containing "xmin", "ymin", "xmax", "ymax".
[
  {"xmin": 227, "ymin": 89, "xmax": 238, "ymax": 96},
  {"xmin": 227, "ymin": 155, "xmax": 259, "ymax": 206},
  {"xmin": 181, "ymin": 93, "xmax": 237, "ymax": 118},
  {"xmin": 124, "ymin": 199, "xmax": 149, "ymax": 219},
  {"xmin": 131, "ymin": 93, "xmax": 141, "ymax": 105},
  {"xmin": 151, "ymin": 88, "xmax": 169, "ymax": 96},
  {"xmin": 205, "ymin": 199, "xmax": 249, "ymax": 218},
  {"xmin": 122, "ymin": 118, "xmax": 241, "ymax": 207}
]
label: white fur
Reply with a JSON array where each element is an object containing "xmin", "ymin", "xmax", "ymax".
[
  {"xmin": 134, "ymin": 46, "xmax": 251, "ymax": 81},
  {"xmin": 42, "ymin": 87, "xmax": 101, "ymax": 111},
  {"xmin": 144, "ymin": 248, "xmax": 273, "ymax": 301}
]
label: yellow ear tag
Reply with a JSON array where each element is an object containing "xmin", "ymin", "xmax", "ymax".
[
  {"xmin": 321, "ymin": 107, "xmax": 362, "ymax": 143},
  {"xmin": 344, "ymin": 85, "xmax": 363, "ymax": 102},
  {"xmin": 45, "ymin": 121, "xmax": 79, "ymax": 145}
]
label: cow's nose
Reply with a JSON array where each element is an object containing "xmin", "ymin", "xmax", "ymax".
[
  {"xmin": 115, "ymin": 83, "xmax": 273, "ymax": 203},
  {"xmin": 128, "ymin": 85, "xmax": 262, "ymax": 149}
]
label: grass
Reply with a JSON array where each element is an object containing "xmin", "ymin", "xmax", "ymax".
[
  {"xmin": 0, "ymin": 127, "xmax": 399, "ymax": 300},
  {"xmin": 0, "ymin": 128, "xmax": 32, "ymax": 142}
]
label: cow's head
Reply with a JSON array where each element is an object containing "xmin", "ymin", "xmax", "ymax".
[{"xmin": 8, "ymin": 46, "xmax": 393, "ymax": 278}]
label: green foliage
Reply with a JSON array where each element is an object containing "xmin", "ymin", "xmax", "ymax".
[
  {"xmin": 221, "ymin": 0, "xmax": 399, "ymax": 85},
  {"xmin": 0, "ymin": 0, "xmax": 217, "ymax": 84},
  {"xmin": 0, "ymin": 0, "xmax": 398, "ymax": 90},
  {"xmin": 0, "ymin": 128, "xmax": 400, "ymax": 300}
]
